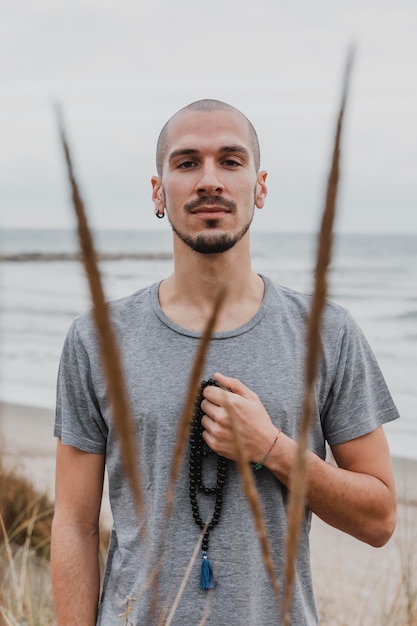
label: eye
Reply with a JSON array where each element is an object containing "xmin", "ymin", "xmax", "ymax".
[
  {"xmin": 222, "ymin": 158, "xmax": 241, "ymax": 167},
  {"xmin": 177, "ymin": 160, "xmax": 198, "ymax": 169}
]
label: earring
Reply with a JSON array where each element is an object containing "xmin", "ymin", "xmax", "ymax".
[{"xmin": 154, "ymin": 207, "xmax": 165, "ymax": 219}]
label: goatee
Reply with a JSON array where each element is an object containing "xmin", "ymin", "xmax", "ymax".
[
  {"xmin": 163, "ymin": 190, "xmax": 257, "ymax": 254},
  {"xmin": 169, "ymin": 215, "xmax": 253, "ymax": 254}
]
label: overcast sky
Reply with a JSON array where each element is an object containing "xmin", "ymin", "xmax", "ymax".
[{"xmin": 1, "ymin": 0, "xmax": 416, "ymax": 234}]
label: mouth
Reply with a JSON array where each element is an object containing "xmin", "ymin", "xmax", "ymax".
[
  {"xmin": 184, "ymin": 196, "xmax": 237, "ymax": 215},
  {"xmin": 190, "ymin": 205, "xmax": 230, "ymax": 216}
]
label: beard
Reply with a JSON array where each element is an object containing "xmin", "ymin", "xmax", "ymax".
[
  {"xmin": 165, "ymin": 190, "xmax": 256, "ymax": 254},
  {"xmin": 169, "ymin": 215, "xmax": 254, "ymax": 254}
]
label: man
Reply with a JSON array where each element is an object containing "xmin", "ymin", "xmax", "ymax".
[{"xmin": 51, "ymin": 99, "xmax": 399, "ymax": 625}]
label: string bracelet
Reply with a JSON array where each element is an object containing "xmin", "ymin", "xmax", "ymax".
[{"xmin": 252, "ymin": 429, "xmax": 281, "ymax": 471}]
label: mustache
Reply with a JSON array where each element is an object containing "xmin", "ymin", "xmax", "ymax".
[{"xmin": 184, "ymin": 195, "xmax": 237, "ymax": 212}]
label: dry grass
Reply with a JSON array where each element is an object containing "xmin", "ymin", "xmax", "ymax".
[
  {"xmin": 165, "ymin": 290, "xmax": 225, "ymax": 519},
  {"xmin": 0, "ymin": 522, "xmax": 55, "ymax": 626},
  {"xmin": 0, "ymin": 460, "xmax": 53, "ymax": 560},
  {"xmin": 226, "ymin": 407, "xmax": 281, "ymax": 606},
  {"xmin": 0, "ymin": 460, "xmax": 110, "ymax": 625},
  {"xmin": 282, "ymin": 49, "xmax": 354, "ymax": 624},
  {"xmin": 316, "ymin": 524, "xmax": 417, "ymax": 626},
  {"xmin": 0, "ymin": 460, "xmax": 55, "ymax": 626},
  {"xmin": 57, "ymin": 108, "xmax": 144, "ymax": 520}
]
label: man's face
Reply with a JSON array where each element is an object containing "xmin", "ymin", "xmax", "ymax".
[{"xmin": 152, "ymin": 109, "xmax": 267, "ymax": 254}]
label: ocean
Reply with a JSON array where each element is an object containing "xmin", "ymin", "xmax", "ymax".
[{"xmin": 0, "ymin": 228, "xmax": 416, "ymax": 460}]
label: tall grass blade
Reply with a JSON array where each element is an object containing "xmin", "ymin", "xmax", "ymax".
[
  {"xmin": 282, "ymin": 48, "xmax": 355, "ymax": 624},
  {"xmin": 0, "ymin": 609, "xmax": 17, "ymax": 626},
  {"xmin": 228, "ymin": 416, "xmax": 281, "ymax": 607},
  {"xmin": 17, "ymin": 505, "xmax": 38, "ymax": 621},
  {"xmin": 56, "ymin": 108, "xmax": 144, "ymax": 518},
  {"xmin": 164, "ymin": 527, "xmax": 208, "ymax": 626},
  {"xmin": 149, "ymin": 290, "xmax": 224, "ymax": 619},
  {"xmin": 165, "ymin": 289, "xmax": 225, "ymax": 518},
  {"xmin": 0, "ymin": 516, "xmax": 20, "ymax": 615},
  {"xmin": 162, "ymin": 284, "xmax": 280, "ymax": 612}
]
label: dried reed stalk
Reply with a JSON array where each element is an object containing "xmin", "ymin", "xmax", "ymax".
[
  {"xmin": 149, "ymin": 291, "xmax": 224, "ymax": 619},
  {"xmin": 228, "ymin": 417, "xmax": 281, "ymax": 607},
  {"xmin": 164, "ymin": 290, "xmax": 225, "ymax": 517},
  {"xmin": 160, "ymin": 287, "xmax": 280, "ymax": 615},
  {"xmin": 0, "ymin": 515, "xmax": 19, "ymax": 609},
  {"xmin": 282, "ymin": 50, "xmax": 355, "ymax": 624},
  {"xmin": 56, "ymin": 109, "xmax": 144, "ymax": 518},
  {"xmin": 198, "ymin": 605, "xmax": 211, "ymax": 626},
  {"xmin": 164, "ymin": 527, "xmax": 208, "ymax": 626}
]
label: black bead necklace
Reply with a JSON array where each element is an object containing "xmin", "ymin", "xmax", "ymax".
[{"xmin": 189, "ymin": 379, "xmax": 229, "ymax": 589}]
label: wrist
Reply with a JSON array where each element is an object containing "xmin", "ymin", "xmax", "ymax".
[
  {"xmin": 263, "ymin": 432, "xmax": 299, "ymax": 486},
  {"xmin": 252, "ymin": 428, "xmax": 281, "ymax": 471}
]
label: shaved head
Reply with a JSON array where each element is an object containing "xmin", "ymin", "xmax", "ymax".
[{"xmin": 156, "ymin": 99, "xmax": 261, "ymax": 175}]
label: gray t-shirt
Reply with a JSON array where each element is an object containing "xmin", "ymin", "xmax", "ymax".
[{"xmin": 55, "ymin": 276, "xmax": 399, "ymax": 625}]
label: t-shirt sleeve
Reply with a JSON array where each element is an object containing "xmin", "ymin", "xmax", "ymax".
[
  {"xmin": 321, "ymin": 310, "xmax": 400, "ymax": 447},
  {"xmin": 54, "ymin": 318, "xmax": 108, "ymax": 453}
]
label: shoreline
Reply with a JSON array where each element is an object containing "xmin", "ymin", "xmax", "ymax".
[{"xmin": 1, "ymin": 400, "xmax": 417, "ymax": 623}]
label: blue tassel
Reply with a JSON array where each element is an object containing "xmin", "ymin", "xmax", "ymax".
[{"xmin": 200, "ymin": 552, "xmax": 217, "ymax": 589}]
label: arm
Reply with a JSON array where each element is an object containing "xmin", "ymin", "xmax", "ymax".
[
  {"xmin": 51, "ymin": 439, "xmax": 105, "ymax": 625},
  {"xmin": 201, "ymin": 372, "xmax": 396, "ymax": 548},
  {"xmin": 267, "ymin": 426, "xmax": 396, "ymax": 547}
]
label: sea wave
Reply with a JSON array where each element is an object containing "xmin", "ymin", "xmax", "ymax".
[
  {"xmin": 398, "ymin": 311, "xmax": 417, "ymax": 320},
  {"xmin": 1, "ymin": 305, "xmax": 81, "ymax": 319},
  {"xmin": 374, "ymin": 311, "xmax": 417, "ymax": 322},
  {"xmin": 0, "ymin": 252, "xmax": 173, "ymax": 262}
]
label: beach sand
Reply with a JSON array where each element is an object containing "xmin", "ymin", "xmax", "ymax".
[{"xmin": 1, "ymin": 401, "xmax": 416, "ymax": 624}]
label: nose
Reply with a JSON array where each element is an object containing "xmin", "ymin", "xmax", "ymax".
[{"xmin": 196, "ymin": 161, "xmax": 224, "ymax": 195}]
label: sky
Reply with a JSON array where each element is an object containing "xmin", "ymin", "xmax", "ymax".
[{"xmin": 1, "ymin": 0, "xmax": 416, "ymax": 234}]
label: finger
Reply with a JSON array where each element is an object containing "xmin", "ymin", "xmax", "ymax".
[
  {"xmin": 200, "ymin": 398, "xmax": 222, "ymax": 420},
  {"xmin": 202, "ymin": 384, "xmax": 226, "ymax": 405},
  {"xmin": 201, "ymin": 419, "xmax": 233, "ymax": 459},
  {"xmin": 201, "ymin": 414, "xmax": 222, "ymax": 439},
  {"xmin": 201, "ymin": 428, "xmax": 216, "ymax": 451},
  {"xmin": 200, "ymin": 414, "xmax": 213, "ymax": 433}
]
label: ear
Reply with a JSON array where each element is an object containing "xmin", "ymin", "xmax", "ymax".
[
  {"xmin": 255, "ymin": 170, "xmax": 268, "ymax": 209},
  {"xmin": 151, "ymin": 176, "xmax": 165, "ymax": 213}
]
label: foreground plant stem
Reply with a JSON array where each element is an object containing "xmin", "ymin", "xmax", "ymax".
[
  {"xmin": 282, "ymin": 48, "xmax": 355, "ymax": 625},
  {"xmin": 57, "ymin": 109, "xmax": 144, "ymax": 520}
]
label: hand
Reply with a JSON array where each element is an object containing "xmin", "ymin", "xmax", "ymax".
[{"xmin": 200, "ymin": 372, "xmax": 278, "ymax": 463}]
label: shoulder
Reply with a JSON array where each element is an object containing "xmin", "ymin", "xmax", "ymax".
[
  {"xmin": 263, "ymin": 275, "xmax": 351, "ymax": 333},
  {"xmin": 64, "ymin": 283, "xmax": 158, "ymax": 353},
  {"xmin": 70, "ymin": 282, "xmax": 159, "ymax": 339}
]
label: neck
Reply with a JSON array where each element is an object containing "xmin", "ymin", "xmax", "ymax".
[{"xmin": 159, "ymin": 233, "xmax": 264, "ymax": 332}]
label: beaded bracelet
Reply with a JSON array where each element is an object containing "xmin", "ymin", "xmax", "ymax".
[{"xmin": 252, "ymin": 429, "xmax": 281, "ymax": 471}]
